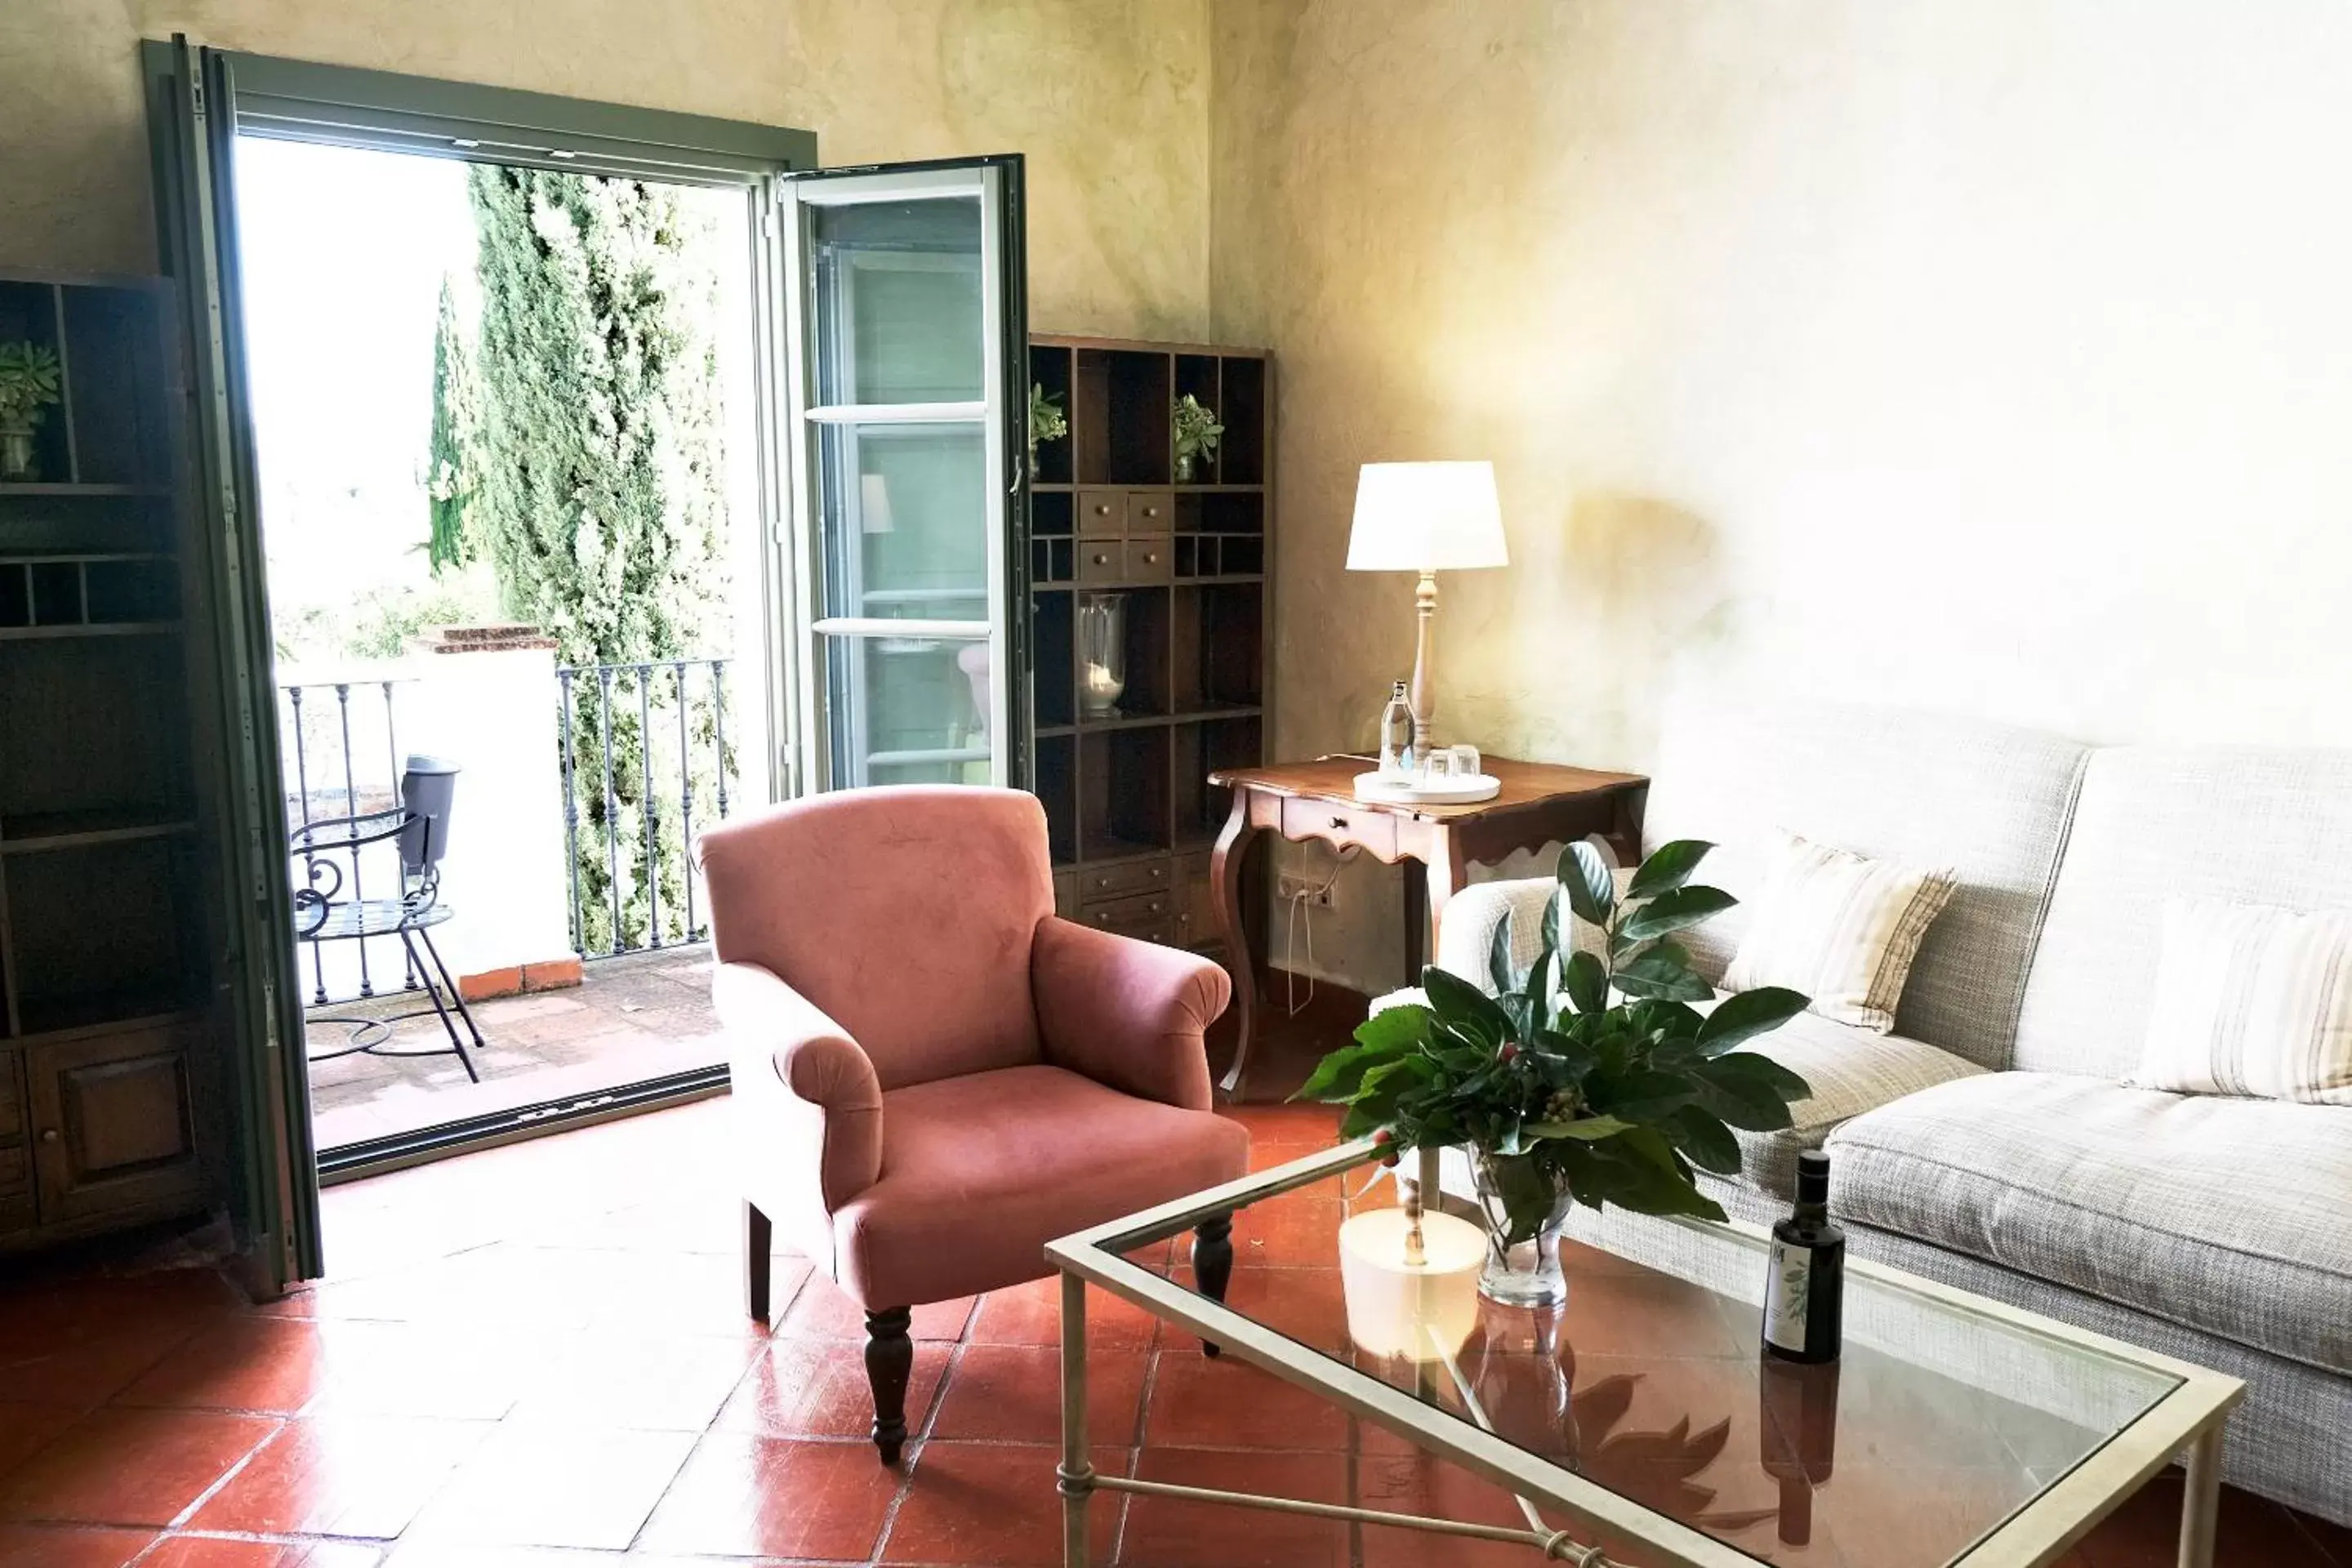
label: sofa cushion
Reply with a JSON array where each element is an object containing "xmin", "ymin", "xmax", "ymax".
[
  {"xmin": 1728, "ymin": 1008, "xmax": 1985, "ymax": 1197},
  {"xmin": 1642, "ymin": 698, "xmax": 2088, "ymax": 1070},
  {"xmin": 2013, "ymin": 745, "xmax": 2352, "ymax": 1078},
  {"xmin": 1827, "ymin": 1071, "xmax": 2352, "ymax": 1374},
  {"xmin": 834, "ymin": 1064, "xmax": 1250, "ymax": 1307}
]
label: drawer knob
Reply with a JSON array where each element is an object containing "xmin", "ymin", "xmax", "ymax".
[
  {"xmin": 1141, "ymin": 506, "xmax": 1159, "ymax": 519},
  {"xmin": 40, "ymin": 1129, "xmax": 59, "ymax": 1143},
  {"xmin": 1094, "ymin": 503, "xmax": 1111, "ymax": 515},
  {"xmin": 1092, "ymin": 553, "xmax": 1111, "ymax": 565},
  {"xmin": 1141, "ymin": 551, "xmax": 1158, "ymax": 564}
]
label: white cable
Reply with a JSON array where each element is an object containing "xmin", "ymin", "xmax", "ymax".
[{"xmin": 1284, "ymin": 847, "xmax": 1357, "ymax": 1018}]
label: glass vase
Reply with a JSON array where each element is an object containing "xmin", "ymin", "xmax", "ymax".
[
  {"xmin": 1472, "ymin": 1152, "xmax": 1575, "ymax": 1308},
  {"xmin": 1076, "ymin": 591, "xmax": 1127, "ymax": 719}
]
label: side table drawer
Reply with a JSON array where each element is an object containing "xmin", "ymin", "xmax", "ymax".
[{"xmin": 1280, "ymin": 798, "xmax": 1397, "ymax": 859}]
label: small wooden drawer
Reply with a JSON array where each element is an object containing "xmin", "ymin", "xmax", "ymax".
[
  {"xmin": 1125, "ymin": 490, "xmax": 1173, "ymax": 532},
  {"xmin": 1280, "ymin": 797, "xmax": 1397, "ymax": 859},
  {"xmin": 1083, "ymin": 889, "xmax": 1176, "ymax": 933},
  {"xmin": 1076, "ymin": 541, "xmax": 1125, "ymax": 582},
  {"xmin": 1078, "ymin": 488, "xmax": 1125, "ymax": 537},
  {"xmin": 1124, "ymin": 536, "xmax": 1173, "ymax": 582},
  {"xmin": 1079, "ymin": 857, "xmax": 1171, "ymax": 902}
]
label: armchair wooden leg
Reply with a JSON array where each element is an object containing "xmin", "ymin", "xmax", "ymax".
[
  {"xmin": 865, "ymin": 1307, "xmax": 915, "ymax": 1465},
  {"xmin": 744, "ymin": 1202, "xmax": 773, "ymax": 1323},
  {"xmin": 1193, "ymin": 1214, "xmax": 1235, "ymax": 1357}
]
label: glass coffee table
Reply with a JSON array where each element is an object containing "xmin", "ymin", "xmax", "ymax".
[{"xmin": 1045, "ymin": 1141, "xmax": 2243, "ymax": 1567}]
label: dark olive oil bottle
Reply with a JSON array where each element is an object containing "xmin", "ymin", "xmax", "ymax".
[{"xmin": 1762, "ymin": 1149, "xmax": 1844, "ymax": 1364}]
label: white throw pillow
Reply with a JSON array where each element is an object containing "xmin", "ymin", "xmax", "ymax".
[
  {"xmin": 1723, "ymin": 830, "xmax": 1956, "ymax": 1034},
  {"xmin": 2130, "ymin": 897, "xmax": 2352, "ymax": 1105}
]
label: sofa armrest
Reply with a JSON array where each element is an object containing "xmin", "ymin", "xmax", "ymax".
[
  {"xmin": 1435, "ymin": 878, "xmax": 1562, "ymax": 992},
  {"xmin": 713, "ymin": 960, "xmax": 884, "ymax": 1211},
  {"xmin": 1031, "ymin": 917, "xmax": 1232, "ymax": 1111}
]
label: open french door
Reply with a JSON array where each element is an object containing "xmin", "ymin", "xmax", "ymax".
[
  {"xmin": 773, "ymin": 158, "xmax": 1030, "ymax": 794},
  {"xmin": 143, "ymin": 37, "xmax": 322, "ymax": 1290}
]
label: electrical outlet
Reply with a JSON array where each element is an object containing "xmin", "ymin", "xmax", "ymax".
[{"xmin": 1276, "ymin": 871, "xmax": 1335, "ymax": 910}]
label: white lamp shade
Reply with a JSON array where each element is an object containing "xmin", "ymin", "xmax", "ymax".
[{"xmin": 1346, "ymin": 461, "xmax": 1508, "ymax": 573}]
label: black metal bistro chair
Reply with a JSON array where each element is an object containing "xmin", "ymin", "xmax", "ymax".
[{"xmin": 292, "ymin": 755, "xmax": 487, "ymax": 1080}]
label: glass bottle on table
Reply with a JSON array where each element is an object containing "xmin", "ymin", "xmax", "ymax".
[{"xmin": 1378, "ymin": 680, "xmax": 1419, "ymax": 782}]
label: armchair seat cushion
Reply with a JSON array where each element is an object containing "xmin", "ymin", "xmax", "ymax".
[
  {"xmin": 1828, "ymin": 1071, "xmax": 2352, "ymax": 1374},
  {"xmin": 833, "ymin": 1063, "xmax": 1250, "ymax": 1307}
]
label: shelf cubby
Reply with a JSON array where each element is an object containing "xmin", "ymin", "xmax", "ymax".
[
  {"xmin": 1172, "ymin": 715, "xmax": 1265, "ymax": 852},
  {"xmin": 0, "ymin": 282, "xmax": 71, "ymax": 488},
  {"xmin": 1079, "ymin": 724, "xmax": 1173, "ymax": 860},
  {"xmin": 1029, "ymin": 342, "xmax": 1075, "ymax": 487},
  {"xmin": 1036, "ymin": 733, "xmax": 1077, "ymax": 866},
  {"xmin": 5, "ymin": 839, "xmax": 203, "ymax": 1036},
  {"xmin": 1218, "ymin": 356, "xmax": 1267, "ymax": 485},
  {"xmin": 1032, "ymin": 590, "xmax": 1075, "ymax": 730},
  {"xmin": 1173, "ymin": 582, "xmax": 1263, "ymax": 712}
]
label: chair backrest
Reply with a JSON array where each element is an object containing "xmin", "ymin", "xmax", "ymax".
[
  {"xmin": 695, "ymin": 786, "xmax": 1054, "ymax": 1091},
  {"xmin": 399, "ymin": 755, "xmax": 461, "ymax": 876}
]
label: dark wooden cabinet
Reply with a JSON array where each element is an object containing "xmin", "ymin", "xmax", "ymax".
[
  {"xmin": 25, "ymin": 1020, "xmax": 204, "ymax": 1227},
  {"xmin": 1027, "ymin": 336, "xmax": 1272, "ymax": 970},
  {"xmin": 0, "ymin": 271, "xmax": 218, "ymax": 1251}
]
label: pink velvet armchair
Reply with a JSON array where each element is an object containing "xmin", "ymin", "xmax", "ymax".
[{"xmin": 695, "ymin": 786, "xmax": 1249, "ymax": 1463}]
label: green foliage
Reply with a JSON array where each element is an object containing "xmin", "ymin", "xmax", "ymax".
[
  {"xmin": 424, "ymin": 275, "xmax": 485, "ymax": 576},
  {"xmin": 1028, "ymin": 383, "xmax": 1067, "ymax": 450},
  {"xmin": 1170, "ymin": 393, "xmax": 1223, "ymax": 461},
  {"xmin": 466, "ymin": 165, "xmax": 733, "ymax": 954},
  {"xmin": 1295, "ymin": 839, "xmax": 1812, "ymax": 1245},
  {"xmin": 0, "ymin": 341, "xmax": 62, "ymax": 430}
]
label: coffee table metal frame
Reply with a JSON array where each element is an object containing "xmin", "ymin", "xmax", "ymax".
[{"xmin": 1045, "ymin": 1141, "xmax": 2244, "ymax": 1568}]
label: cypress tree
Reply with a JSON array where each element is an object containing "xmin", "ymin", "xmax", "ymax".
[
  {"xmin": 423, "ymin": 274, "xmax": 483, "ymax": 575},
  {"xmin": 466, "ymin": 166, "xmax": 731, "ymax": 954}
]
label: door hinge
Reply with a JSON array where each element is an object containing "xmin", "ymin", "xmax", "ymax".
[{"xmin": 262, "ymin": 981, "xmax": 281, "ymax": 1054}]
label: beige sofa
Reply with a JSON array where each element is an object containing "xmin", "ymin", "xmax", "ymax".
[{"xmin": 1416, "ymin": 701, "xmax": 2352, "ymax": 1524}]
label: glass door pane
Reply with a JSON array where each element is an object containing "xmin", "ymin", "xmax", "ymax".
[{"xmin": 779, "ymin": 159, "xmax": 1027, "ymax": 795}]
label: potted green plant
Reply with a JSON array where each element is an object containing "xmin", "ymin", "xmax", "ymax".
[
  {"xmin": 1170, "ymin": 393, "xmax": 1222, "ymax": 483},
  {"xmin": 0, "ymin": 341, "xmax": 64, "ymax": 483},
  {"xmin": 1028, "ymin": 383, "xmax": 1067, "ymax": 475},
  {"xmin": 1296, "ymin": 839, "xmax": 1813, "ymax": 1306}
]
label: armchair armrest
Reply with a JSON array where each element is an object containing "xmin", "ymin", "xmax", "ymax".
[
  {"xmin": 1435, "ymin": 878, "xmax": 1565, "ymax": 991},
  {"xmin": 713, "ymin": 960, "xmax": 884, "ymax": 1211},
  {"xmin": 1031, "ymin": 918, "xmax": 1232, "ymax": 1111}
]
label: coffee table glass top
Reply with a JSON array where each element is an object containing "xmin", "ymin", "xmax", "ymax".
[{"xmin": 1090, "ymin": 1146, "xmax": 2187, "ymax": 1567}]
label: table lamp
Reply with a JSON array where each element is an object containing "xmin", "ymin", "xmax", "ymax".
[{"xmin": 1346, "ymin": 461, "xmax": 1509, "ymax": 754}]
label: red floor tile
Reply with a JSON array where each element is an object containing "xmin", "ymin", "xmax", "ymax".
[
  {"xmin": 141, "ymin": 1538, "xmax": 385, "ymax": 1567},
  {"xmin": 185, "ymin": 1414, "xmax": 493, "ymax": 1539},
  {"xmin": 1122, "ymin": 1447, "xmax": 1352, "ymax": 1568},
  {"xmin": 713, "ymin": 1334, "xmax": 952, "ymax": 1441},
  {"xmin": 968, "ymin": 1276, "xmax": 1160, "ymax": 1350},
  {"xmin": 501, "ymin": 1330, "xmax": 764, "ymax": 1432},
  {"xmin": 301, "ymin": 1321, "xmax": 537, "ymax": 1423},
  {"xmin": 0, "ymin": 1523, "xmax": 154, "ymax": 1568},
  {"xmin": 781, "ymin": 1274, "xmax": 976, "ymax": 1342},
  {"xmin": 930, "ymin": 1342, "xmax": 1149, "ymax": 1446},
  {"xmin": 633, "ymin": 1432, "xmax": 900, "ymax": 1560},
  {"xmin": 2074, "ymin": 1471, "xmax": 2333, "ymax": 1568},
  {"xmin": 0, "ymin": 1404, "xmax": 87, "ymax": 1482},
  {"xmin": 882, "ymin": 1442, "xmax": 1126, "ymax": 1566},
  {"xmin": 113, "ymin": 1316, "xmax": 332, "ymax": 1415},
  {"xmin": 1353, "ymin": 1452, "xmax": 1552, "ymax": 1568},
  {"xmin": 0, "ymin": 1312, "xmax": 224, "ymax": 1411},
  {"xmin": 396, "ymin": 1422, "xmax": 694, "ymax": 1550},
  {"xmin": 0, "ymin": 1406, "xmax": 280, "ymax": 1527},
  {"xmin": 1145, "ymin": 1352, "xmax": 1351, "ymax": 1451}
]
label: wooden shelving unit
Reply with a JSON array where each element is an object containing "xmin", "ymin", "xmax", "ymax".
[
  {"xmin": 0, "ymin": 272, "xmax": 212, "ymax": 1250},
  {"xmin": 1027, "ymin": 335, "xmax": 1270, "ymax": 960}
]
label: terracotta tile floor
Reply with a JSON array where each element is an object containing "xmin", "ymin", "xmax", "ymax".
[{"xmin": 2, "ymin": 995, "xmax": 2345, "ymax": 1567}]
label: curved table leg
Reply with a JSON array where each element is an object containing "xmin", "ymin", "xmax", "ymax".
[{"xmin": 1211, "ymin": 791, "xmax": 1262, "ymax": 1097}]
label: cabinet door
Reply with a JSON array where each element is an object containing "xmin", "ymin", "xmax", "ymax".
[
  {"xmin": 0, "ymin": 1051, "xmax": 33, "ymax": 1237},
  {"xmin": 27, "ymin": 1023, "xmax": 205, "ymax": 1227}
]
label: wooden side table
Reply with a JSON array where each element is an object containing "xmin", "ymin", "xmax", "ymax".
[{"xmin": 1205, "ymin": 755, "xmax": 1648, "ymax": 1097}]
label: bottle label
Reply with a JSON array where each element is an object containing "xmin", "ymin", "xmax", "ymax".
[{"xmin": 1763, "ymin": 1240, "xmax": 1813, "ymax": 1353}]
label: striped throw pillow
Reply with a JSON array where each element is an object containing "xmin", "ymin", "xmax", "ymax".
[
  {"xmin": 1723, "ymin": 830, "xmax": 1957, "ymax": 1034},
  {"xmin": 2130, "ymin": 898, "xmax": 2352, "ymax": 1105}
]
